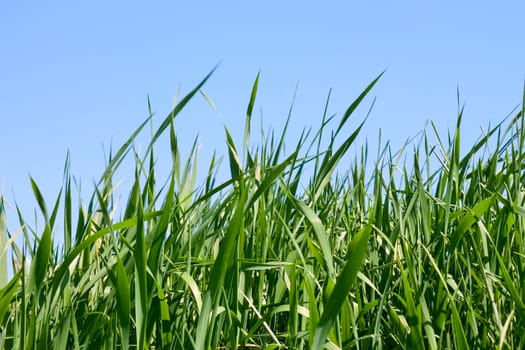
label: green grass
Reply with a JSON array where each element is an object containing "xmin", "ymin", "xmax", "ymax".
[{"xmin": 1, "ymin": 71, "xmax": 525, "ymax": 349}]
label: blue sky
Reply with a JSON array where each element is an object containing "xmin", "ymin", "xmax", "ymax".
[{"xmin": 1, "ymin": 2, "xmax": 524, "ymax": 232}]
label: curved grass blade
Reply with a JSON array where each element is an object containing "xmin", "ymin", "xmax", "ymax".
[
  {"xmin": 246, "ymin": 151, "xmax": 297, "ymax": 210},
  {"xmin": 132, "ymin": 178, "xmax": 148, "ymax": 350},
  {"xmin": 0, "ymin": 199, "xmax": 7, "ymax": 289},
  {"xmin": 195, "ymin": 187, "xmax": 246, "ymax": 350},
  {"xmin": 225, "ymin": 126, "xmax": 242, "ymax": 179},
  {"xmin": 106, "ymin": 254, "xmax": 130, "ymax": 349},
  {"xmin": 312, "ymin": 224, "xmax": 371, "ymax": 350},
  {"xmin": 0, "ymin": 270, "xmax": 21, "ymax": 323},
  {"xmin": 29, "ymin": 224, "xmax": 52, "ymax": 295},
  {"xmin": 287, "ymin": 195, "xmax": 335, "ymax": 278},
  {"xmin": 244, "ymin": 71, "xmax": 260, "ymax": 161},
  {"xmin": 335, "ymin": 71, "xmax": 383, "ymax": 137},
  {"xmin": 314, "ymin": 118, "xmax": 367, "ymax": 202},
  {"xmin": 450, "ymin": 195, "xmax": 494, "ymax": 252},
  {"xmin": 147, "ymin": 175, "xmax": 175, "ymax": 275},
  {"xmin": 30, "ymin": 177, "xmax": 48, "ymax": 220},
  {"xmin": 145, "ymin": 65, "xmax": 218, "ymax": 157}
]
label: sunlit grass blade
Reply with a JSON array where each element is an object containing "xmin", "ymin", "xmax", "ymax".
[
  {"xmin": 244, "ymin": 71, "xmax": 260, "ymax": 162},
  {"xmin": 314, "ymin": 118, "xmax": 367, "ymax": 202},
  {"xmin": 287, "ymin": 194, "xmax": 335, "ymax": 279},
  {"xmin": 147, "ymin": 175, "xmax": 174, "ymax": 276},
  {"xmin": 0, "ymin": 199, "xmax": 7, "ymax": 289},
  {"xmin": 132, "ymin": 177, "xmax": 148, "ymax": 350},
  {"xmin": 450, "ymin": 195, "xmax": 494, "ymax": 252},
  {"xmin": 335, "ymin": 71, "xmax": 383, "ymax": 137},
  {"xmin": 0, "ymin": 270, "xmax": 21, "ymax": 323},
  {"xmin": 28, "ymin": 224, "xmax": 52, "ymax": 296},
  {"xmin": 195, "ymin": 185, "xmax": 246, "ymax": 350},
  {"xmin": 225, "ymin": 126, "xmax": 243, "ymax": 179},
  {"xmin": 145, "ymin": 65, "xmax": 218, "ymax": 157},
  {"xmin": 106, "ymin": 253, "xmax": 131, "ymax": 349},
  {"xmin": 312, "ymin": 224, "xmax": 371, "ymax": 349},
  {"xmin": 30, "ymin": 177, "xmax": 49, "ymax": 221},
  {"xmin": 246, "ymin": 151, "xmax": 297, "ymax": 210}
]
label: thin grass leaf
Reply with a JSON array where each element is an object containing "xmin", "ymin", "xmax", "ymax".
[
  {"xmin": 111, "ymin": 254, "xmax": 131, "ymax": 349},
  {"xmin": 145, "ymin": 65, "xmax": 217, "ymax": 157},
  {"xmin": 246, "ymin": 151, "xmax": 297, "ymax": 210},
  {"xmin": 244, "ymin": 71, "xmax": 260, "ymax": 161},
  {"xmin": 288, "ymin": 195, "xmax": 335, "ymax": 279},
  {"xmin": 0, "ymin": 199, "xmax": 7, "ymax": 289},
  {"xmin": 312, "ymin": 224, "xmax": 371, "ymax": 349},
  {"xmin": 225, "ymin": 126, "xmax": 242, "ymax": 179},
  {"xmin": 450, "ymin": 299, "xmax": 469, "ymax": 350},
  {"xmin": 335, "ymin": 71, "xmax": 384, "ymax": 137},
  {"xmin": 30, "ymin": 177, "xmax": 49, "ymax": 220},
  {"xmin": 314, "ymin": 118, "xmax": 367, "ymax": 201},
  {"xmin": 147, "ymin": 175, "xmax": 174, "ymax": 276},
  {"xmin": 450, "ymin": 195, "xmax": 494, "ymax": 252},
  {"xmin": 195, "ymin": 186, "xmax": 246, "ymax": 350},
  {"xmin": 132, "ymin": 177, "xmax": 148, "ymax": 350},
  {"xmin": 53, "ymin": 310, "xmax": 70, "ymax": 350},
  {"xmin": 29, "ymin": 224, "xmax": 52, "ymax": 294},
  {"xmin": 175, "ymin": 271, "xmax": 203, "ymax": 313},
  {"xmin": 0, "ymin": 270, "xmax": 21, "ymax": 323}
]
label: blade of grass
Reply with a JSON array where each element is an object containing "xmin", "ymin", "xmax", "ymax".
[
  {"xmin": 312, "ymin": 224, "xmax": 371, "ymax": 349},
  {"xmin": 132, "ymin": 176, "xmax": 148, "ymax": 350},
  {"xmin": 0, "ymin": 199, "xmax": 7, "ymax": 289},
  {"xmin": 244, "ymin": 71, "xmax": 260, "ymax": 162},
  {"xmin": 194, "ymin": 184, "xmax": 246, "ymax": 350},
  {"xmin": 335, "ymin": 71, "xmax": 384, "ymax": 137},
  {"xmin": 287, "ymin": 195, "xmax": 335, "ymax": 279}
]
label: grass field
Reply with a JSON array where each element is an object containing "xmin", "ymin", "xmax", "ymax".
[{"xmin": 1, "ymin": 71, "xmax": 525, "ymax": 349}]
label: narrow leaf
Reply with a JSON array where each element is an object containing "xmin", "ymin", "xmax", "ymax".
[{"xmin": 312, "ymin": 225, "xmax": 371, "ymax": 349}]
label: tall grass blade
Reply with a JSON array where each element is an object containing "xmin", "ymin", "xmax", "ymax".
[
  {"xmin": 0, "ymin": 270, "xmax": 21, "ymax": 323},
  {"xmin": 30, "ymin": 177, "xmax": 48, "ymax": 220},
  {"xmin": 288, "ymin": 195, "xmax": 335, "ymax": 279},
  {"xmin": 132, "ymin": 177, "xmax": 148, "ymax": 350},
  {"xmin": 312, "ymin": 225, "xmax": 371, "ymax": 349},
  {"xmin": 450, "ymin": 195, "xmax": 494, "ymax": 252},
  {"xmin": 335, "ymin": 71, "xmax": 383, "ymax": 136},
  {"xmin": 28, "ymin": 224, "xmax": 52, "ymax": 295},
  {"xmin": 244, "ymin": 71, "xmax": 260, "ymax": 161},
  {"xmin": 0, "ymin": 199, "xmax": 7, "ymax": 289},
  {"xmin": 195, "ymin": 185, "xmax": 246, "ymax": 350},
  {"xmin": 106, "ymin": 254, "xmax": 131, "ymax": 349},
  {"xmin": 225, "ymin": 126, "xmax": 242, "ymax": 179},
  {"xmin": 145, "ymin": 66, "xmax": 217, "ymax": 157}
]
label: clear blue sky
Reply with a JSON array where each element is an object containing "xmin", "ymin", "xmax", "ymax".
[{"xmin": 1, "ymin": 2, "xmax": 524, "ymax": 232}]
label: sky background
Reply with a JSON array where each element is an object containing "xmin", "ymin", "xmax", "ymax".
[{"xmin": 1, "ymin": 2, "xmax": 524, "ymax": 233}]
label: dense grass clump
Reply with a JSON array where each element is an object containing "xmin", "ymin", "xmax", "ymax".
[{"xmin": 1, "ymin": 71, "xmax": 525, "ymax": 349}]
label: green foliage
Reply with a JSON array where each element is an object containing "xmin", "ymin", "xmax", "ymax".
[{"xmin": 1, "ymin": 70, "xmax": 525, "ymax": 349}]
